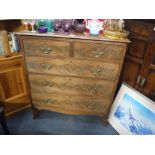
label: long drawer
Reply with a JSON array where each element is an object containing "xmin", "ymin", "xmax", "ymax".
[
  {"xmin": 23, "ymin": 38, "xmax": 70, "ymax": 58},
  {"xmin": 25, "ymin": 56, "xmax": 120, "ymax": 80},
  {"xmin": 31, "ymin": 92, "xmax": 110, "ymax": 114},
  {"xmin": 29, "ymin": 73, "xmax": 115, "ymax": 97}
]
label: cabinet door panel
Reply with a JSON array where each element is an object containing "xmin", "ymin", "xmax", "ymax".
[
  {"xmin": 152, "ymin": 55, "xmax": 155, "ymax": 65},
  {"xmin": 0, "ymin": 58, "xmax": 26, "ymax": 99},
  {"xmin": 128, "ymin": 38, "xmax": 147, "ymax": 59},
  {"xmin": 142, "ymin": 70, "xmax": 155, "ymax": 101},
  {"xmin": 150, "ymin": 51, "xmax": 155, "ymax": 66},
  {"xmin": 0, "ymin": 56, "xmax": 29, "ymax": 115},
  {"xmin": 122, "ymin": 59, "xmax": 142, "ymax": 87},
  {"xmin": 0, "ymin": 67, "xmax": 24, "ymax": 98},
  {"xmin": 141, "ymin": 43, "xmax": 155, "ymax": 101}
]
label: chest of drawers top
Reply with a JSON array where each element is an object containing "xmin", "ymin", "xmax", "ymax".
[{"xmin": 17, "ymin": 32, "xmax": 130, "ymax": 43}]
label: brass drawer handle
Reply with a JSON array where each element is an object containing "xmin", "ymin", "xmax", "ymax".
[
  {"xmin": 41, "ymin": 64, "xmax": 53, "ymax": 70},
  {"xmin": 42, "ymin": 81, "xmax": 53, "ymax": 87},
  {"xmin": 92, "ymin": 47, "xmax": 105, "ymax": 58},
  {"xmin": 89, "ymin": 68, "xmax": 101, "ymax": 75},
  {"xmin": 44, "ymin": 98, "xmax": 55, "ymax": 104},
  {"xmin": 88, "ymin": 85, "xmax": 99, "ymax": 94},
  {"xmin": 79, "ymin": 102, "xmax": 96, "ymax": 110},
  {"xmin": 40, "ymin": 45, "xmax": 52, "ymax": 54}
]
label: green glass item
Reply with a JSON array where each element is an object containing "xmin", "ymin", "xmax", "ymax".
[
  {"xmin": 46, "ymin": 19, "xmax": 53, "ymax": 32},
  {"xmin": 36, "ymin": 19, "xmax": 53, "ymax": 32}
]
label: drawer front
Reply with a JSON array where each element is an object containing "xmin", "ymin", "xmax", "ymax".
[
  {"xmin": 29, "ymin": 73, "xmax": 115, "ymax": 97},
  {"xmin": 31, "ymin": 92, "xmax": 110, "ymax": 114},
  {"xmin": 25, "ymin": 56, "xmax": 70, "ymax": 76},
  {"xmin": 26, "ymin": 57, "xmax": 119, "ymax": 80},
  {"xmin": 23, "ymin": 38, "xmax": 70, "ymax": 58},
  {"xmin": 70, "ymin": 59, "xmax": 119, "ymax": 80},
  {"xmin": 74, "ymin": 42, "xmax": 124, "ymax": 61}
]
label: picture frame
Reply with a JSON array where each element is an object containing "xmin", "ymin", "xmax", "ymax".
[{"xmin": 108, "ymin": 83, "xmax": 155, "ymax": 135}]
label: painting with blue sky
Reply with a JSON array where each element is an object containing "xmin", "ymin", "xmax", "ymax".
[{"xmin": 114, "ymin": 93, "xmax": 155, "ymax": 135}]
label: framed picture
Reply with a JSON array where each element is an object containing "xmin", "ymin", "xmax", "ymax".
[{"xmin": 108, "ymin": 83, "xmax": 155, "ymax": 135}]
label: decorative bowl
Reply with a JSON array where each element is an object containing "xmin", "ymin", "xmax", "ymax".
[{"xmin": 103, "ymin": 30, "xmax": 129, "ymax": 39}]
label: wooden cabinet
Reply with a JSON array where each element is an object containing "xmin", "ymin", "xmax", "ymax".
[
  {"xmin": 0, "ymin": 54, "xmax": 30, "ymax": 115},
  {"xmin": 18, "ymin": 33, "xmax": 129, "ymax": 122},
  {"xmin": 0, "ymin": 20, "xmax": 22, "ymax": 32},
  {"xmin": 140, "ymin": 42, "xmax": 155, "ymax": 101},
  {"xmin": 121, "ymin": 20, "xmax": 155, "ymax": 101},
  {"xmin": 0, "ymin": 20, "xmax": 30, "ymax": 115}
]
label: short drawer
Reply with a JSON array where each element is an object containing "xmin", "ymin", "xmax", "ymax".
[
  {"xmin": 31, "ymin": 92, "xmax": 110, "ymax": 114},
  {"xmin": 74, "ymin": 41, "xmax": 125, "ymax": 61},
  {"xmin": 23, "ymin": 38, "xmax": 70, "ymax": 58},
  {"xmin": 26, "ymin": 57, "xmax": 120, "ymax": 80},
  {"xmin": 26, "ymin": 56, "xmax": 70, "ymax": 76},
  {"xmin": 29, "ymin": 73, "xmax": 115, "ymax": 97}
]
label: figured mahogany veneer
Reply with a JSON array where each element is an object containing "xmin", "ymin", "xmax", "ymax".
[{"xmin": 18, "ymin": 33, "xmax": 129, "ymax": 123}]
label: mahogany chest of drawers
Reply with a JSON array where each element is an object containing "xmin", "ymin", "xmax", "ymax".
[{"xmin": 18, "ymin": 33, "xmax": 129, "ymax": 123}]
